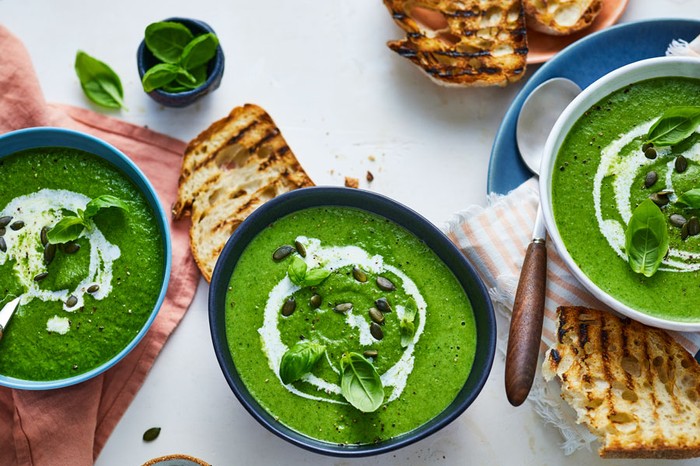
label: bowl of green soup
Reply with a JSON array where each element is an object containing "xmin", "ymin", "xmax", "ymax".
[
  {"xmin": 0, "ymin": 127, "xmax": 170, "ymax": 389},
  {"xmin": 540, "ymin": 56, "xmax": 700, "ymax": 330},
  {"xmin": 209, "ymin": 187, "xmax": 496, "ymax": 456}
]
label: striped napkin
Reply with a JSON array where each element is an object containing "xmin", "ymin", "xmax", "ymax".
[{"xmin": 444, "ymin": 177, "xmax": 700, "ymax": 454}]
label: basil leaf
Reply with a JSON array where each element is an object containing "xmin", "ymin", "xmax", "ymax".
[
  {"xmin": 179, "ymin": 33, "xmax": 219, "ymax": 69},
  {"xmin": 83, "ymin": 195, "xmax": 129, "ymax": 219},
  {"xmin": 645, "ymin": 106, "xmax": 700, "ymax": 147},
  {"xmin": 279, "ymin": 341, "xmax": 326, "ymax": 384},
  {"xmin": 288, "ymin": 255, "xmax": 308, "ymax": 285},
  {"xmin": 302, "ymin": 268, "xmax": 331, "ymax": 287},
  {"xmin": 676, "ymin": 189, "xmax": 700, "ymax": 209},
  {"xmin": 399, "ymin": 306, "xmax": 417, "ymax": 348},
  {"xmin": 145, "ymin": 21, "xmax": 193, "ymax": 64},
  {"xmin": 74, "ymin": 51, "xmax": 125, "ymax": 109},
  {"xmin": 625, "ymin": 199, "xmax": 669, "ymax": 277},
  {"xmin": 141, "ymin": 63, "xmax": 180, "ymax": 92},
  {"xmin": 340, "ymin": 352, "xmax": 384, "ymax": 413},
  {"xmin": 47, "ymin": 216, "xmax": 87, "ymax": 244}
]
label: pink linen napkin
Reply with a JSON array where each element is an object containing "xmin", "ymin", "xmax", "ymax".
[
  {"xmin": 444, "ymin": 178, "xmax": 700, "ymax": 454},
  {"xmin": 0, "ymin": 25, "xmax": 200, "ymax": 465}
]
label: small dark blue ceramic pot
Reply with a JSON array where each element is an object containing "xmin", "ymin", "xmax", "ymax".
[{"xmin": 137, "ymin": 17, "xmax": 225, "ymax": 108}]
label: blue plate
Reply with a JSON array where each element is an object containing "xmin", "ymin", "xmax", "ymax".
[{"xmin": 488, "ymin": 18, "xmax": 700, "ymax": 195}]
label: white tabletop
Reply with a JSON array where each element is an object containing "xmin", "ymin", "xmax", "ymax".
[{"xmin": 2, "ymin": 1, "xmax": 698, "ymax": 465}]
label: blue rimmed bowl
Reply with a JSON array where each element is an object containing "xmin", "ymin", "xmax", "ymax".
[
  {"xmin": 209, "ymin": 186, "xmax": 496, "ymax": 457},
  {"xmin": 137, "ymin": 17, "xmax": 225, "ymax": 108},
  {"xmin": 0, "ymin": 127, "xmax": 171, "ymax": 389}
]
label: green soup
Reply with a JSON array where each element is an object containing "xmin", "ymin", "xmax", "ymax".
[
  {"xmin": 225, "ymin": 206, "xmax": 477, "ymax": 445},
  {"xmin": 552, "ymin": 76, "xmax": 700, "ymax": 322},
  {"xmin": 0, "ymin": 147, "xmax": 164, "ymax": 380}
]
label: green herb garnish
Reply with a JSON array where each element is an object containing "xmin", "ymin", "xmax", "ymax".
[
  {"xmin": 645, "ymin": 106, "xmax": 700, "ymax": 147},
  {"xmin": 47, "ymin": 195, "xmax": 129, "ymax": 244},
  {"xmin": 675, "ymin": 188, "xmax": 700, "ymax": 210},
  {"xmin": 74, "ymin": 51, "xmax": 126, "ymax": 109},
  {"xmin": 339, "ymin": 352, "xmax": 384, "ymax": 413},
  {"xmin": 287, "ymin": 255, "xmax": 331, "ymax": 287},
  {"xmin": 625, "ymin": 199, "xmax": 669, "ymax": 277},
  {"xmin": 279, "ymin": 340, "xmax": 326, "ymax": 384},
  {"xmin": 399, "ymin": 306, "xmax": 417, "ymax": 348},
  {"xmin": 141, "ymin": 21, "xmax": 219, "ymax": 93}
]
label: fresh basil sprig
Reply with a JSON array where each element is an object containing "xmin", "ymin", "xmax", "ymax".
[
  {"xmin": 625, "ymin": 199, "xmax": 669, "ymax": 277},
  {"xmin": 676, "ymin": 188, "xmax": 700, "ymax": 210},
  {"xmin": 339, "ymin": 352, "xmax": 384, "ymax": 413},
  {"xmin": 74, "ymin": 51, "xmax": 126, "ymax": 109},
  {"xmin": 142, "ymin": 21, "xmax": 219, "ymax": 93},
  {"xmin": 399, "ymin": 306, "xmax": 417, "ymax": 348},
  {"xmin": 47, "ymin": 195, "xmax": 129, "ymax": 244},
  {"xmin": 287, "ymin": 255, "xmax": 331, "ymax": 287},
  {"xmin": 645, "ymin": 106, "xmax": 700, "ymax": 147},
  {"xmin": 279, "ymin": 340, "xmax": 326, "ymax": 384}
]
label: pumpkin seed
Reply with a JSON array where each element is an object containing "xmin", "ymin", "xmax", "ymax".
[
  {"xmin": 369, "ymin": 308, "xmax": 384, "ymax": 325},
  {"xmin": 142, "ymin": 427, "xmax": 161, "ymax": 442},
  {"xmin": 670, "ymin": 214, "xmax": 687, "ymax": 228},
  {"xmin": 675, "ymin": 155, "xmax": 688, "ymax": 173},
  {"xmin": 334, "ymin": 302, "xmax": 353, "ymax": 313},
  {"xmin": 0, "ymin": 216, "xmax": 11, "ymax": 227},
  {"xmin": 0, "ymin": 237, "xmax": 5, "ymax": 253},
  {"xmin": 40, "ymin": 226, "xmax": 49, "ymax": 246},
  {"xmin": 34, "ymin": 272, "xmax": 49, "ymax": 282},
  {"xmin": 352, "ymin": 267, "xmax": 367, "ymax": 283},
  {"xmin": 0, "ymin": 226, "xmax": 5, "ymax": 237},
  {"xmin": 650, "ymin": 192, "xmax": 669, "ymax": 207},
  {"xmin": 87, "ymin": 284, "xmax": 100, "ymax": 293},
  {"xmin": 644, "ymin": 147, "xmax": 657, "ymax": 159},
  {"xmin": 66, "ymin": 295, "xmax": 78, "ymax": 308},
  {"xmin": 376, "ymin": 276, "xmax": 396, "ymax": 291},
  {"xmin": 682, "ymin": 222, "xmax": 690, "ymax": 240},
  {"xmin": 281, "ymin": 297, "xmax": 296, "ymax": 316},
  {"xmin": 294, "ymin": 240, "xmax": 306, "ymax": 258},
  {"xmin": 273, "ymin": 245, "xmax": 295, "ymax": 261},
  {"xmin": 644, "ymin": 171, "xmax": 657, "ymax": 188},
  {"xmin": 642, "ymin": 142, "xmax": 653, "ymax": 152},
  {"xmin": 309, "ymin": 293, "xmax": 322, "ymax": 308},
  {"xmin": 370, "ymin": 322, "xmax": 384, "ymax": 340},
  {"xmin": 9, "ymin": 220, "xmax": 24, "ymax": 231},
  {"xmin": 63, "ymin": 242, "xmax": 81, "ymax": 254},
  {"xmin": 363, "ymin": 350, "xmax": 378, "ymax": 358},
  {"xmin": 44, "ymin": 243, "xmax": 57, "ymax": 264},
  {"xmin": 374, "ymin": 297, "xmax": 392, "ymax": 312},
  {"xmin": 688, "ymin": 217, "xmax": 700, "ymax": 236}
]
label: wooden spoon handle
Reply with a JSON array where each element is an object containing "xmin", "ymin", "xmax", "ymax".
[{"xmin": 505, "ymin": 240, "xmax": 547, "ymax": 406}]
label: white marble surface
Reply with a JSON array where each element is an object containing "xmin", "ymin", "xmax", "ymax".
[{"xmin": 1, "ymin": 1, "xmax": 698, "ymax": 465}]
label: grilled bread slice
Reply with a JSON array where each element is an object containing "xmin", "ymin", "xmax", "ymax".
[
  {"xmin": 524, "ymin": 0, "xmax": 602, "ymax": 35},
  {"xmin": 543, "ymin": 307, "xmax": 700, "ymax": 459},
  {"xmin": 172, "ymin": 104, "xmax": 314, "ymax": 282},
  {"xmin": 383, "ymin": 0, "xmax": 528, "ymax": 87}
]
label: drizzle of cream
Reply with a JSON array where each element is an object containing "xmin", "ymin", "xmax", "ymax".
[
  {"xmin": 0, "ymin": 189, "xmax": 121, "ymax": 332},
  {"xmin": 258, "ymin": 236, "xmax": 427, "ymax": 405},
  {"xmin": 593, "ymin": 123, "xmax": 700, "ymax": 272}
]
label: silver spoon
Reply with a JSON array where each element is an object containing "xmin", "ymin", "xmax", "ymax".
[{"xmin": 505, "ymin": 77, "xmax": 581, "ymax": 407}]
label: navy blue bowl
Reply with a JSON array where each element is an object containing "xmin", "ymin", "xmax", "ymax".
[
  {"xmin": 209, "ymin": 187, "xmax": 496, "ymax": 457},
  {"xmin": 137, "ymin": 17, "xmax": 225, "ymax": 108}
]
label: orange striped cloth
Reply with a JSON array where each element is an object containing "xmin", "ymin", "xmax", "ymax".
[{"xmin": 444, "ymin": 177, "xmax": 700, "ymax": 359}]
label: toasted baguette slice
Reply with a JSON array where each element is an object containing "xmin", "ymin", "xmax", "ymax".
[
  {"xmin": 543, "ymin": 307, "xmax": 700, "ymax": 459},
  {"xmin": 524, "ymin": 0, "xmax": 602, "ymax": 35},
  {"xmin": 383, "ymin": 0, "xmax": 528, "ymax": 87},
  {"xmin": 172, "ymin": 104, "xmax": 314, "ymax": 282}
]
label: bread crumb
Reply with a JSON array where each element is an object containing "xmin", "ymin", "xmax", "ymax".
[
  {"xmin": 366, "ymin": 171, "xmax": 374, "ymax": 182},
  {"xmin": 368, "ymin": 155, "xmax": 376, "ymax": 162},
  {"xmin": 344, "ymin": 177, "xmax": 359, "ymax": 189}
]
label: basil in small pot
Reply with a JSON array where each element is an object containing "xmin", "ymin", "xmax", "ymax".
[{"xmin": 625, "ymin": 199, "xmax": 669, "ymax": 278}]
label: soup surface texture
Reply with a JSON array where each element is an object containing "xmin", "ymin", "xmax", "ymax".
[
  {"xmin": 0, "ymin": 147, "xmax": 164, "ymax": 380},
  {"xmin": 225, "ymin": 206, "xmax": 477, "ymax": 445},
  {"xmin": 552, "ymin": 77, "xmax": 700, "ymax": 322}
]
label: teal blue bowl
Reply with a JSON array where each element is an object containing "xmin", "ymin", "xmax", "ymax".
[{"xmin": 0, "ymin": 127, "xmax": 171, "ymax": 390}]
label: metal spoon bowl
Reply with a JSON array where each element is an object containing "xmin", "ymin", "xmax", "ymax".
[{"xmin": 505, "ymin": 77, "xmax": 581, "ymax": 407}]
